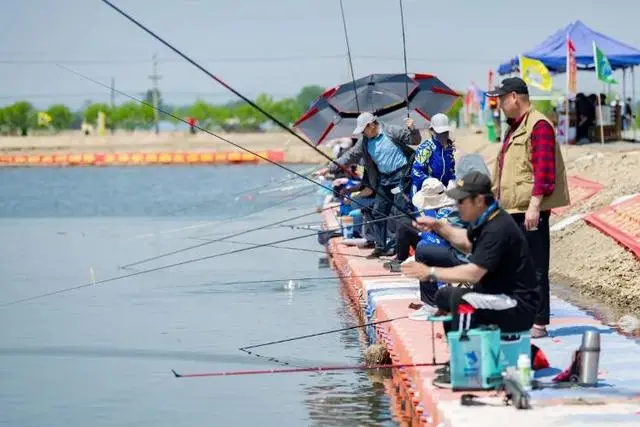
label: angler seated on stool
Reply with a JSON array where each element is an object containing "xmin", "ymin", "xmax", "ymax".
[{"xmin": 401, "ymin": 172, "xmax": 539, "ymax": 380}]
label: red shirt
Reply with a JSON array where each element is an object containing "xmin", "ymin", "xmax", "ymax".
[{"xmin": 498, "ymin": 113, "xmax": 556, "ymax": 198}]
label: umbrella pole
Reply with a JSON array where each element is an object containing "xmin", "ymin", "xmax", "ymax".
[
  {"xmin": 398, "ymin": 0, "xmax": 410, "ymax": 118},
  {"xmin": 339, "ymin": 0, "xmax": 360, "ymax": 113}
]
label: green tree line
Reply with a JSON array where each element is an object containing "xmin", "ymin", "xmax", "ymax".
[
  {"xmin": 0, "ymin": 84, "xmax": 469, "ymax": 136},
  {"xmin": 0, "ymin": 85, "xmax": 327, "ymax": 135}
]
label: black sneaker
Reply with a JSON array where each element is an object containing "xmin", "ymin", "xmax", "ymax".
[
  {"xmin": 389, "ymin": 260, "xmax": 402, "ymax": 273},
  {"xmin": 382, "ymin": 248, "xmax": 396, "ymax": 257},
  {"xmin": 382, "ymin": 258, "xmax": 398, "ymax": 269},
  {"xmin": 433, "ymin": 372, "xmax": 452, "ymax": 389},
  {"xmin": 366, "ymin": 248, "xmax": 386, "ymax": 259},
  {"xmin": 435, "ymin": 363, "xmax": 450, "ymax": 376},
  {"xmin": 359, "ymin": 241, "xmax": 375, "ymax": 249}
]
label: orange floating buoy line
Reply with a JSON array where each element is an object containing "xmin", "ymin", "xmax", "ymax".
[
  {"xmin": 171, "ymin": 362, "xmax": 441, "ymax": 379},
  {"xmin": 0, "ymin": 151, "xmax": 285, "ymax": 167}
]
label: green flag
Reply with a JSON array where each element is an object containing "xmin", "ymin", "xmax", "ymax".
[{"xmin": 593, "ymin": 41, "xmax": 617, "ymax": 84}]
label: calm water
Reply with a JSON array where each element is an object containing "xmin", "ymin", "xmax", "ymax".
[{"xmin": 0, "ymin": 165, "xmax": 396, "ymax": 427}]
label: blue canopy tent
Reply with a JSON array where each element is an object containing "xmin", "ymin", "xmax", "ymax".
[
  {"xmin": 497, "ymin": 20, "xmax": 640, "ymax": 142},
  {"xmin": 498, "ymin": 20, "xmax": 640, "ymax": 75}
]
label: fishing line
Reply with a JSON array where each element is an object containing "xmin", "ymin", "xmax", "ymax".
[
  {"xmin": 339, "ymin": 0, "xmax": 360, "ymax": 112},
  {"xmin": 398, "ymin": 0, "xmax": 410, "ymax": 117},
  {"xmin": 99, "ymin": 0, "xmax": 418, "ymax": 224},
  {"xmin": 59, "ymin": 65, "xmax": 418, "ymax": 252}
]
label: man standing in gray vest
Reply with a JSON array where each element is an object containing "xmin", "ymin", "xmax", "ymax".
[{"xmin": 487, "ymin": 77, "xmax": 570, "ymax": 338}]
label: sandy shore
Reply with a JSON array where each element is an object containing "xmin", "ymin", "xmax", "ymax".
[{"xmin": 3, "ymin": 129, "xmax": 639, "ymax": 317}]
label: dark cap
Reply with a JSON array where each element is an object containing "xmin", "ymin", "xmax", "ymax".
[
  {"xmin": 486, "ymin": 77, "xmax": 529, "ymax": 97},
  {"xmin": 446, "ymin": 171, "xmax": 493, "ymax": 201}
]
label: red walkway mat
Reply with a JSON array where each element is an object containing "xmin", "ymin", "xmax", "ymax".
[
  {"xmin": 552, "ymin": 176, "xmax": 604, "ymax": 215},
  {"xmin": 584, "ymin": 194, "xmax": 640, "ymax": 259}
]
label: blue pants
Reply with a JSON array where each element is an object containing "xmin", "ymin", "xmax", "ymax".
[
  {"xmin": 371, "ymin": 169, "xmax": 406, "ymax": 250},
  {"xmin": 414, "ymin": 244, "xmax": 467, "ymax": 306},
  {"xmin": 349, "ymin": 195, "xmax": 375, "ymax": 241}
]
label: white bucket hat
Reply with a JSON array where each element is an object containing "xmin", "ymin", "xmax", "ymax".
[
  {"xmin": 412, "ymin": 177, "xmax": 455, "ymax": 211},
  {"xmin": 429, "ymin": 113, "xmax": 450, "ymax": 134}
]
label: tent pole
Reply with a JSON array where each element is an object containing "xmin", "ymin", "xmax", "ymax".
[
  {"xmin": 623, "ymin": 68, "xmax": 627, "ymax": 140},
  {"xmin": 597, "ymin": 92, "xmax": 605, "ymax": 145},
  {"xmin": 633, "ymin": 66, "xmax": 637, "ymax": 142}
]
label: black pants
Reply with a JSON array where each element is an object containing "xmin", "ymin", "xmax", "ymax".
[
  {"xmin": 414, "ymin": 244, "xmax": 467, "ymax": 306},
  {"xmin": 371, "ymin": 169, "xmax": 407, "ymax": 250},
  {"xmin": 396, "ymin": 219, "xmax": 420, "ymax": 261},
  {"xmin": 511, "ymin": 211, "xmax": 550, "ymax": 325},
  {"xmin": 434, "ymin": 287, "xmax": 534, "ymax": 334}
]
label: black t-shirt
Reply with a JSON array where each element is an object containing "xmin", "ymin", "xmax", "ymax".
[{"xmin": 467, "ymin": 209, "xmax": 539, "ymax": 313}]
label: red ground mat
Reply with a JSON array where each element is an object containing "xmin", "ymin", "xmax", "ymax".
[
  {"xmin": 584, "ymin": 194, "xmax": 640, "ymax": 259},
  {"xmin": 552, "ymin": 176, "xmax": 604, "ymax": 215}
]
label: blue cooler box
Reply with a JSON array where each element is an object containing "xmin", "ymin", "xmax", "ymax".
[
  {"xmin": 500, "ymin": 331, "xmax": 531, "ymax": 370},
  {"xmin": 448, "ymin": 327, "xmax": 503, "ymax": 391}
]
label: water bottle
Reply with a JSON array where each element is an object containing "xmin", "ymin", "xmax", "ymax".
[
  {"xmin": 341, "ymin": 216, "xmax": 354, "ymax": 239},
  {"xmin": 517, "ymin": 353, "xmax": 532, "ymax": 391},
  {"xmin": 578, "ymin": 330, "xmax": 601, "ymax": 387}
]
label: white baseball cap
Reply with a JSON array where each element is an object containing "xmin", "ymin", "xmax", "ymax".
[
  {"xmin": 429, "ymin": 113, "xmax": 450, "ymax": 134},
  {"xmin": 353, "ymin": 112, "xmax": 377, "ymax": 135}
]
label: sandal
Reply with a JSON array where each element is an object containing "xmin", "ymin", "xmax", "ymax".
[{"xmin": 530, "ymin": 326, "xmax": 549, "ymax": 339}]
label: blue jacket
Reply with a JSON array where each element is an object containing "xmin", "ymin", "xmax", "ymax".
[
  {"xmin": 416, "ymin": 207, "xmax": 466, "ymax": 254},
  {"xmin": 410, "ymin": 138, "xmax": 456, "ymax": 195}
]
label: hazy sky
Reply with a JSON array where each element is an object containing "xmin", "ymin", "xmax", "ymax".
[{"xmin": 2, "ymin": 0, "xmax": 640, "ymax": 109}]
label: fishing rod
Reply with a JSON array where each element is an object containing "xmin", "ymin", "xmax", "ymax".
[
  {"xmin": 272, "ymin": 223, "xmax": 324, "ymax": 231},
  {"xmin": 339, "ymin": 0, "xmax": 359, "ymax": 112},
  {"xmin": 398, "ymin": 0, "xmax": 410, "ymax": 118},
  {"xmin": 119, "ymin": 196, "xmax": 333, "ymax": 270},
  {"xmin": 100, "ymin": 0, "xmax": 418, "ymax": 224},
  {"xmin": 239, "ymin": 315, "xmax": 408, "ymax": 351},
  {"xmin": 100, "ymin": 0, "xmax": 358, "ymax": 180},
  {"xmin": 60, "ymin": 65, "xmax": 418, "ymax": 255},
  {"xmin": 171, "ymin": 361, "xmax": 438, "ymax": 379}
]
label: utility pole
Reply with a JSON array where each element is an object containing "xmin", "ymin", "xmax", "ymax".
[
  {"xmin": 149, "ymin": 53, "xmax": 162, "ymax": 135},
  {"xmin": 110, "ymin": 77, "xmax": 115, "ymax": 134}
]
